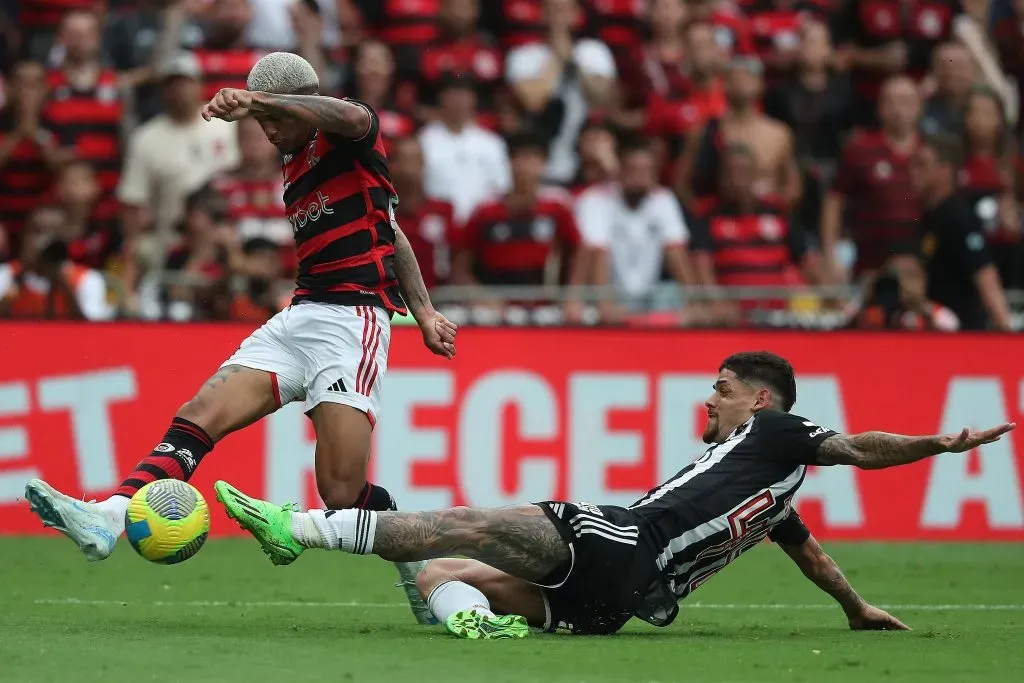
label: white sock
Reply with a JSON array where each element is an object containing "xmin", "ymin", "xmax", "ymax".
[
  {"xmin": 290, "ymin": 509, "xmax": 376, "ymax": 553},
  {"xmin": 96, "ymin": 496, "xmax": 130, "ymax": 534},
  {"xmin": 427, "ymin": 580, "xmax": 495, "ymax": 622}
]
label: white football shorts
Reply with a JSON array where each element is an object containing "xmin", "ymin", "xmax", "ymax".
[{"xmin": 221, "ymin": 301, "xmax": 391, "ymax": 426}]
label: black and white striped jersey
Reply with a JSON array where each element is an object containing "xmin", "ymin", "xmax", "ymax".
[{"xmin": 628, "ymin": 409, "xmax": 835, "ymax": 627}]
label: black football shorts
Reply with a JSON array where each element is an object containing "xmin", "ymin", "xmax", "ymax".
[{"xmin": 533, "ymin": 501, "xmax": 661, "ymax": 635}]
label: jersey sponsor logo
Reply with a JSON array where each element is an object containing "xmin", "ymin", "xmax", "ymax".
[
  {"xmin": 288, "ymin": 190, "xmax": 335, "ymax": 232},
  {"xmin": 802, "ymin": 420, "xmax": 833, "ymax": 438},
  {"xmin": 574, "ymin": 502, "xmax": 603, "ymax": 516}
]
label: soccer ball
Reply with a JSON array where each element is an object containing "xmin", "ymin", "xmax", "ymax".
[{"xmin": 125, "ymin": 480, "xmax": 210, "ymax": 564}]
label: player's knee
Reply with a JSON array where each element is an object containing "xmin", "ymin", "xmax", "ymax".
[
  {"xmin": 316, "ymin": 476, "xmax": 366, "ymax": 510},
  {"xmin": 175, "ymin": 396, "xmax": 220, "ymax": 437},
  {"xmin": 416, "ymin": 558, "xmax": 470, "ymax": 599}
]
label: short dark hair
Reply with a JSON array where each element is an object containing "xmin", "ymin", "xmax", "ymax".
[
  {"xmin": 720, "ymin": 351, "xmax": 797, "ymax": 412},
  {"xmin": 618, "ymin": 135, "xmax": 653, "ymax": 158},
  {"xmin": 921, "ymin": 133, "xmax": 964, "ymax": 169},
  {"xmin": 506, "ymin": 129, "xmax": 548, "ymax": 157}
]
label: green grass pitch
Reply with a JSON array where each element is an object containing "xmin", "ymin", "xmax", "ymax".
[{"xmin": 2, "ymin": 538, "xmax": 1022, "ymax": 682}]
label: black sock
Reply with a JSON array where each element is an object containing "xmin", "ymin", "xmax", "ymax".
[
  {"xmin": 327, "ymin": 482, "xmax": 397, "ymax": 511},
  {"xmin": 115, "ymin": 417, "xmax": 214, "ymax": 498}
]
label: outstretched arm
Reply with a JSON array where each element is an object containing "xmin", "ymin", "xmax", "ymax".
[
  {"xmin": 777, "ymin": 533, "xmax": 908, "ymax": 631},
  {"xmin": 816, "ymin": 423, "xmax": 1015, "ymax": 469},
  {"xmin": 393, "ymin": 225, "xmax": 458, "ymax": 359}
]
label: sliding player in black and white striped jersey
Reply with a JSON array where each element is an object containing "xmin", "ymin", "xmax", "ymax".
[{"xmin": 216, "ymin": 351, "xmax": 1014, "ymax": 639}]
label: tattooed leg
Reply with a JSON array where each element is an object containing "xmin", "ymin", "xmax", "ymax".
[
  {"xmin": 370, "ymin": 505, "xmax": 571, "ymax": 583},
  {"xmin": 176, "ymin": 365, "xmax": 281, "ymax": 441}
]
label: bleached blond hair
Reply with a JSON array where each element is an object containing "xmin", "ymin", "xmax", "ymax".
[{"xmin": 246, "ymin": 52, "xmax": 319, "ymax": 94}]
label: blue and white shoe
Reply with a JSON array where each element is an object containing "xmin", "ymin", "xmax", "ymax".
[
  {"xmin": 394, "ymin": 560, "xmax": 439, "ymax": 625},
  {"xmin": 24, "ymin": 479, "xmax": 118, "ymax": 561}
]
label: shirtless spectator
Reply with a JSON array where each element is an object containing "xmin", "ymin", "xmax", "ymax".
[{"xmin": 680, "ymin": 56, "xmax": 800, "ymax": 215}]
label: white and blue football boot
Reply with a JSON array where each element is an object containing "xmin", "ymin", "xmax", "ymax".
[{"xmin": 24, "ymin": 479, "xmax": 119, "ymax": 561}]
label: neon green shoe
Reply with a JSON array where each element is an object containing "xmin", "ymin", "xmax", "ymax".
[
  {"xmin": 214, "ymin": 481, "xmax": 304, "ymax": 566},
  {"xmin": 444, "ymin": 610, "xmax": 529, "ymax": 640}
]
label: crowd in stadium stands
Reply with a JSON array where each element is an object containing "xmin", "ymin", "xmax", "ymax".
[{"xmin": 0, "ymin": 0, "xmax": 1021, "ymax": 330}]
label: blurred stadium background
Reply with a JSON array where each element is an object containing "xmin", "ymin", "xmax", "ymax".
[{"xmin": 1, "ymin": 0, "xmax": 1023, "ymax": 681}]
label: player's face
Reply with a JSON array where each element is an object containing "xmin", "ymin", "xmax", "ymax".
[
  {"xmin": 255, "ymin": 114, "xmax": 314, "ymax": 155},
  {"xmin": 704, "ymin": 370, "xmax": 764, "ymax": 444}
]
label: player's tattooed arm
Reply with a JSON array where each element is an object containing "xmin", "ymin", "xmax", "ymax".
[
  {"xmin": 372, "ymin": 505, "xmax": 571, "ymax": 583},
  {"xmin": 779, "ymin": 534, "xmax": 909, "ymax": 630},
  {"xmin": 815, "ymin": 422, "xmax": 1015, "ymax": 469},
  {"xmin": 392, "ymin": 226, "xmax": 433, "ymax": 321},
  {"xmin": 249, "ymin": 93, "xmax": 372, "ymax": 140}
]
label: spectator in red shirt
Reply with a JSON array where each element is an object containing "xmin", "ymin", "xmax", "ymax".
[
  {"xmin": 833, "ymin": 0, "xmax": 961, "ymax": 128},
  {"xmin": 185, "ymin": 0, "xmax": 264, "ymax": 101},
  {"xmin": 214, "ymin": 237, "xmax": 289, "ymax": 324},
  {"xmin": 352, "ymin": 0, "xmax": 441, "ymax": 78},
  {"xmin": 161, "ymin": 184, "xmax": 243, "ymax": 321},
  {"xmin": 488, "ymin": 0, "xmax": 586, "ymax": 51},
  {"xmin": 822, "ymin": 76, "xmax": 922, "ymax": 281},
  {"xmin": 212, "ymin": 117, "xmax": 290, "ymax": 266},
  {"xmin": 44, "ymin": 10, "xmax": 123, "ymax": 220},
  {"xmin": 419, "ymin": 0, "xmax": 505, "ymax": 131},
  {"xmin": 390, "ymin": 135, "xmax": 458, "ymax": 289},
  {"xmin": 689, "ymin": 0, "xmax": 757, "ymax": 58},
  {"xmin": 54, "ymin": 160, "xmax": 120, "ymax": 270},
  {"xmin": 691, "ymin": 143, "xmax": 819, "ymax": 324},
  {"xmin": 741, "ymin": 0, "xmax": 832, "ymax": 87},
  {"xmin": 346, "ymin": 40, "xmax": 416, "ymax": 140},
  {"xmin": 959, "ymin": 86, "xmax": 1021, "ymax": 287},
  {"xmin": 451, "ymin": 131, "xmax": 586, "ymax": 312},
  {"xmin": 0, "ymin": 60, "xmax": 60, "ymax": 242},
  {"xmin": 586, "ymin": 0, "xmax": 649, "ymax": 66}
]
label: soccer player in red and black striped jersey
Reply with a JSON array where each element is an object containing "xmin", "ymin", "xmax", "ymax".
[{"xmin": 23, "ymin": 52, "xmax": 456, "ymax": 627}]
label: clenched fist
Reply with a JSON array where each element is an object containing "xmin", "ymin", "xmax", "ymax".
[{"xmin": 202, "ymin": 88, "xmax": 255, "ymax": 122}]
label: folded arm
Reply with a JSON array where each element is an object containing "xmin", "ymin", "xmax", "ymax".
[{"xmin": 250, "ymin": 93, "xmax": 372, "ymax": 139}]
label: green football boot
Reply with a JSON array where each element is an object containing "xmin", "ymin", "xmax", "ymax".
[
  {"xmin": 214, "ymin": 481, "xmax": 304, "ymax": 566},
  {"xmin": 444, "ymin": 610, "xmax": 530, "ymax": 640}
]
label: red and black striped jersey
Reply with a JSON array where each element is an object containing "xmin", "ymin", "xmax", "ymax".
[
  {"xmin": 419, "ymin": 36, "xmax": 504, "ymax": 131},
  {"xmin": 959, "ymin": 153, "xmax": 1014, "ymax": 243},
  {"xmin": 689, "ymin": 199, "xmax": 808, "ymax": 287},
  {"xmin": 458, "ymin": 192, "xmax": 581, "ymax": 285},
  {"xmin": 20, "ymin": 0, "xmax": 98, "ymax": 31},
  {"xmin": 495, "ymin": 0, "xmax": 587, "ymax": 50},
  {"xmin": 0, "ymin": 110, "xmax": 57, "ymax": 234},
  {"xmin": 283, "ymin": 100, "xmax": 405, "ymax": 313},
  {"xmin": 832, "ymin": 131, "xmax": 920, "ymax": 272},
  {"xmin": 43, "ymin": 68, "xmax": 122, "ymax": 216},
  {"xmin": 194, "ymin": 48, "xmax": 264, "ymax": 102},
  {"xmin": 395, "ymin": 197, "xmax": 457, "ymax": 289},
  {"xmin": 358, "ymin": 0, "xmax": 441, "ymax": 47},
  {"xmin": 585, "ymin": 0, "xmax": 648, "ymax": 59}
]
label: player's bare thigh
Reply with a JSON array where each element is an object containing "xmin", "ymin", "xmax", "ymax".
[
  {"xmin": 416, "ymin": 558, "xmax": 548, "ymax": 627},
  {"xmin": 309, "ymin": 402, "xmax": 373, "ymax": 508},
  {"xmin": 177, "ymin": 365, "xmax": 279, "ymax": 441}
]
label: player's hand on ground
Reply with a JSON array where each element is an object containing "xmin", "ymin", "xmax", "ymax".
[
  {"xmin": 420, "ymin": 310, "xmax": 457, "ymax": 359},
  {"xmin": 202, "ymin": 88, "xmax": 254, "ymax": 122},
  {"xmin": 941, "ymin": 423, "xmax": 1016, "ymax": 453},
  {"xmin": 848, "ymin": 604, "xmax": 910, "ymax": 631}
]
